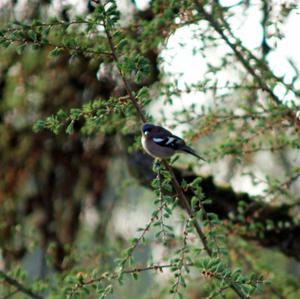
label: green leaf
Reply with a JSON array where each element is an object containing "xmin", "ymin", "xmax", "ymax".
[
  {"xmin": 16, "ymin": 44, "xmax": 26, "ymax": 55},
  {"xmin": 33, "ymin": 120, "xmax": 45, "ymax": 132},
  {"xmin": 132, "ymin": 272, "xmax": 138, "ymax": 280},
  {"xmin": 49, "ymin": 47, "xmax": 63, "ymax": 57},
  {"xmin": 66, "ymin": 121, "xmax": 74, "ymax": 135},
  {"xmin": 28, "ymin": 30, "xmax": 36, "ymax": 41}
]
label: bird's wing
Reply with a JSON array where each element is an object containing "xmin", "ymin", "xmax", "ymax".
[
  {"xmin": 151, "ymin": 126, "xmax": 205, "ymax": 160},
  {"xmin": 152, "ymin": 133, "xmax": 186, "ymax": 149}
]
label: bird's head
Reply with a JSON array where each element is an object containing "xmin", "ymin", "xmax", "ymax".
[{"xmin": 142, "ymin": 123, "xmax": 155, "ymax": 136}]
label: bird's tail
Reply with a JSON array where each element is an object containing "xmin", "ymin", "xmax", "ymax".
[{"xmin": 181, "ymin": 146, "xmax": 206, "ymax": 161}]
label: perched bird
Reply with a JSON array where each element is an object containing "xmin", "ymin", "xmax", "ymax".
[{"xmin": 141, "ymin": 123, "xmax": 205, "ymax": 160}]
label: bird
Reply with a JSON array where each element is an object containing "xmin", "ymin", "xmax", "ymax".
[{"xmin": 141, "ymin": 123, "xmax": 205, "ymax": 160}]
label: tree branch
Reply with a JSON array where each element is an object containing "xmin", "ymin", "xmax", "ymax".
[
  {"xmin": 126, "ymin": 150, "xmax": 300, "ymax": 261},
  {"xmin": 163, "ymin": 160, "xmax": 212, "ymax": 255},
  {"xmin": 101, "ymin": 6, "xmax": 147, "ymax": 123},
  {"xmin": 164, "ymin": 160, "xmax": 247, "ymax": 298},
  {"xmin": 0, "ymin": 270, "xmax": 43, "ymax": 299},
  {"xmin": 193, "ymin": 0, "xmax": 299, "ymax": 114}
]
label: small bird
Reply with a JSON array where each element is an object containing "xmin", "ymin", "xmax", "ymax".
[{"xmin": 141, "ymin": 123, "xmax": 205, "ymax": 160}]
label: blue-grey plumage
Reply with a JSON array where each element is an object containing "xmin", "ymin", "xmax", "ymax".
[{"xmin": 141, "ymin": 123, "xmax": 206, "ymax": 161}]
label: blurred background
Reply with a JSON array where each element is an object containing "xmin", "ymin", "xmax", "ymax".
[{"xmin": 0, "ymin": 0, "xmax": 300, "ymax": 298}]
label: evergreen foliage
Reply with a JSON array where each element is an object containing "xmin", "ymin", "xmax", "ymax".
[{"xmin": 0, "ymin": 0, "xmax": 299, "ymax": 298}]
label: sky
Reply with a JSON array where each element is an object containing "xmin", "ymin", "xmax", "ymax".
[{"xmin": 160, "ymin": 0, "xmax": 300, "ymax": 105}]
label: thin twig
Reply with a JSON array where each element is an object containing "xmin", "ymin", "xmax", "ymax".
[
  {"xmin": 163, "ymin": 160, "xmax": 212, "ymax": 255},
  {"xmin": 0, "ymin": 30, "xmax": 112, "ymax": 57},
  {"xmin": 101, "ymin": 7, "xmax": 146, "ymax": 123},
  {"xmin": 120, "ymin": 214, "xmax": 157, "ymax": 269},
  {"xmin": 163, "ymin": 161, "xmax": 246, "ymax": 299},
  {"xmin": 193, "ymin": 0, "xmax": 299, "ymax": 113},
  {"xmin": 197, "ymin": 199, "xmax": 222, "ymax": 256},
  {"xmin": 172, "ymin": 220, "xmax": 189, "ymax": 298},
  {"xmin": 157, "ymin": 165, "xmax": 168, "ymax": 241},
  {"xmin": 68, "ymin": 263, "xmax": 181, "ymax": 298},
  {"xmin": 1, "ymin": 289, "xmax": 19, "ymax": 299},
  {"xmin": 0, "ymin": 270, "xmax": 43, "ymax": 299}
]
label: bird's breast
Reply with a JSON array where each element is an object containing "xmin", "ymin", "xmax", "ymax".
[{"xmin": 141, "ymin": 136, "xmax": 174, "ymax": 159}]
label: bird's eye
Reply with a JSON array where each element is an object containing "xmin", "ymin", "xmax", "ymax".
[
  {"xmin": 142, "ymin": 124, "xmax": 153, "ymax": 134},
  {"xmin": 143, "ymin": 128, "xmax": 152, "ymax": 133}
]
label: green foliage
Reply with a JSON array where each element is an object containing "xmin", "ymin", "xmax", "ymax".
[
  {"xmin": 0, "ymin": 0, "xmax": 300, "ymax": 298},
  {"xmin": 32, "ymin": 98, "xmax": 135, "ymax": 135}
]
